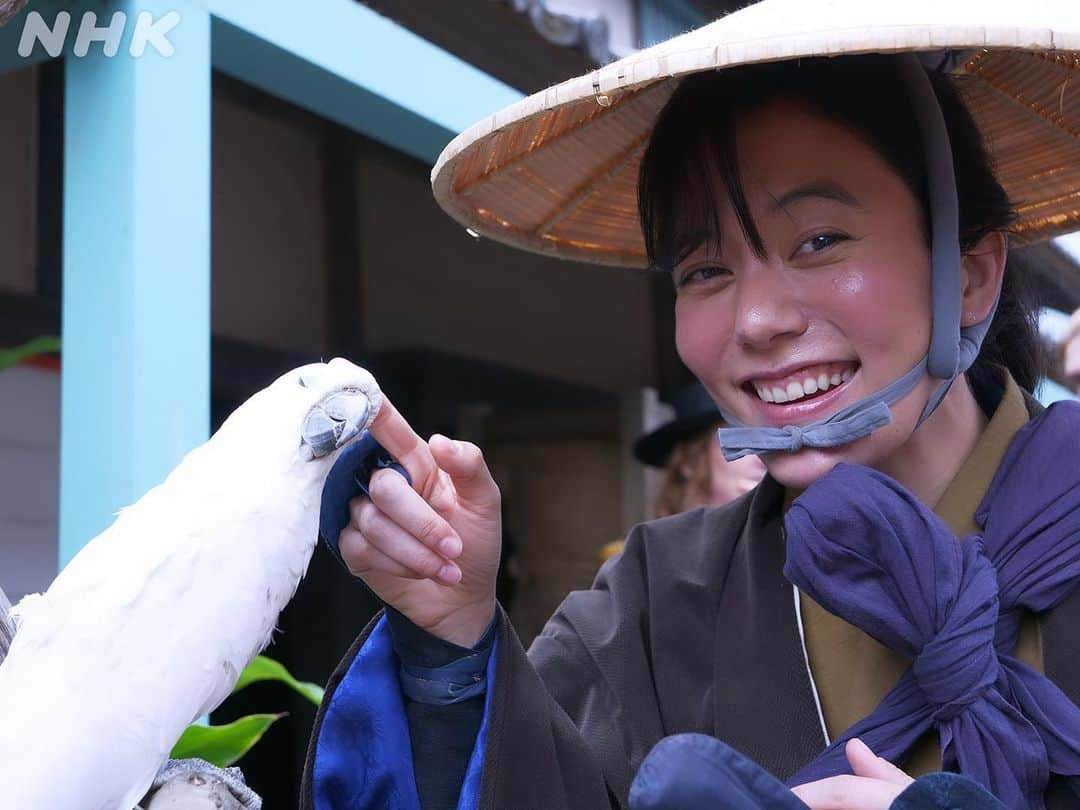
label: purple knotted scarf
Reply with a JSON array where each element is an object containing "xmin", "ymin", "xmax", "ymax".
[{"xmin": 783, "ymin": 401, "xmax": 1080, "ymax": 809}]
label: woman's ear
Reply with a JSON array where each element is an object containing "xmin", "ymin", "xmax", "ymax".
[{"xmin": 960, "ymin": 231, "xmax": 1008, "ymax": 326}]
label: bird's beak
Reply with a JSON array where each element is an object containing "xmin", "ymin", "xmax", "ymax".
[{"xmin": 300, "ymin": 391, "xmax": 373, "ymax": 461}]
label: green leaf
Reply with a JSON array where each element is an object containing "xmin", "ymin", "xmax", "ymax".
[
  {"xmin": 170, "ymin": 713, "xmax": 284, "ymax": 768},
  {"xmin": 233, "ymin": 655, "xmax": 325, "ymax": 707},
  {"xmin": 0, "ymin": 337, "xmax": 61, "ymax": 373}
]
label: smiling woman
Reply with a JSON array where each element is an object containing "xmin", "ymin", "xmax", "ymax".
[
  {"xmin": 639, "ymin": 56, "xmax": 1041, "ymax": 497},
  {"xmin": 303, "ymin": 4, "xmax": 1080, "ymax": 810}
]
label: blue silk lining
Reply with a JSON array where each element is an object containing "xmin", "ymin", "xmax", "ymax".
[{"xmin": 313, "ymin": 615, "xmax": 497, "ymax": 810}]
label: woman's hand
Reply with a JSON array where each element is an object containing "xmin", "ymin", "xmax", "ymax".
[
  {"xmin": 791, "ymin": 739, "xmax": 914, "ymax": 810},
  {"xmin": 338, "ymin": 396, "xmax": 502, "ymax": 647}
]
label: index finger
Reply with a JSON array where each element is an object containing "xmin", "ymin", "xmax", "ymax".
[{"xmin": 368, "ymin": 395, "xmax": 440, "ymax": 497}]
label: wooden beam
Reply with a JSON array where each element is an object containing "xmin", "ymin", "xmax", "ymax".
[
  {"xmin": 0, "ymin": 290, "xmax": 59, "ymax": 346},
  {"xmin": 1013, "ymin": 244, "xmax": 1080, "ymax": 313},
  {"xmin": 323, "ymin": 122, "xmax": 364, "ymax": 360},
  {"xmin": 35, "ymin": 57, "xmax": 62, "ymax": 300},
  {"xmin": 361, "ymin": 0, "xmax": 592, "ymax": 94}
]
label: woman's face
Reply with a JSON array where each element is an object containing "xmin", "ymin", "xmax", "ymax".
[{"xmin": 674, "ymin": 102, "xmax": 939, "ymax": 489}]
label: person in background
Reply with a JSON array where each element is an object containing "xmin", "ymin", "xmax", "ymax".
[
  {"xmin": 600, "ymin": 383, "xmax": 767, "ymax": 564},
  {"xmin": 635, "ymin": 383, "xmax": 767, "ymax": 518},
  {"xmin": 1063, "ymin": 308, "xmax": 1080, "ymax": 394}
]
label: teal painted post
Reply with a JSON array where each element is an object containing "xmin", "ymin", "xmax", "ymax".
[
  {"xmin": 208, "ymin": 0, "xmax": 523, "ymax": 164},
  {"xmin": 60, "ymin": 0, "xmax": 210, "ymax": 566}
]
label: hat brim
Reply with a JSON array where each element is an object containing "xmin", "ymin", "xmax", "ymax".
[
  {"xmin": 633, "ymin": 411, "xmax": 724, "ymax": 468},
  {"xmin": 432, "ymin": 1, "xmax": 1080, "ymax": 267}
]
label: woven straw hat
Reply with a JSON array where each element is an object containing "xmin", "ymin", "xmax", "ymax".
[{"xmin": 431, "ymin": 0, "xmax": 1080, "ymax": 268}]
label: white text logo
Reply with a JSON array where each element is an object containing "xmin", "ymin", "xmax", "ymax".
[{"xmin": 17, "ymin": 10, "xmax": 181, "ymax": 59}]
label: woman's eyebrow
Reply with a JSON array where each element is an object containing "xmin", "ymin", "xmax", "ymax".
[{"xmin": 769, "ymin": 181, "xmax": 861, "ymax": 213}]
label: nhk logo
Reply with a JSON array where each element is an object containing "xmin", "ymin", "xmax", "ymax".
[{"xmin": 18, "ymin": 10, "xmax": 181, "ymax": 58}]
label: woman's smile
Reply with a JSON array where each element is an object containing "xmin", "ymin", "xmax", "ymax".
[{"xmin": 742, "ymin": 361, "xmax": 861, "ymax": 426}]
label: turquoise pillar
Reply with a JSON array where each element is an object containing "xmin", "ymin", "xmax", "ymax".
[
  {"xmin": 60, "ymin": 0, "xmax": 210, "ymax": 566},
  {"xmin": 208, "ymin": 0, "xmax": 522, "ymax": 164}
]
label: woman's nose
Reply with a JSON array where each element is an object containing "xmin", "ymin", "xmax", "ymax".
[{"xmin": 732, "ymin": 265, "xmax": 808, "ymax": 349}]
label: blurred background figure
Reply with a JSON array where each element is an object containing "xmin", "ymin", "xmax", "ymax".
[
  {"xmin": 1036, "ymin": 306, "xmax": 1080, "ymax": 402},
  {"xmin": 1063, "ymin": 309, "xmax": 1080, "ymax": 394},
  {"xmin": 599, "ymin": 384, "xmax": 767, "ymax": 564},
  {"xmin": 635, "ymin": 383, "xmax": 767, "ymax": 518},
  {"xmin": 1032, "ymin": 233, "xmax": 1080, "ymax": 400}
]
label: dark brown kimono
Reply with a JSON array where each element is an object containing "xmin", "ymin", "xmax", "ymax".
[{"xmin": 302, "ymin": 396, "xmax": 1080, "ymax": 810}]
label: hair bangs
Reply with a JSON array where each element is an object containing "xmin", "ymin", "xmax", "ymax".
[{"xmin": 638, "ymin": 80, "xmax": 766, "ymax": 274}]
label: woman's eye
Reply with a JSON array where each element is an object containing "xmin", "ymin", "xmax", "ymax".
[
  {"xmin": 677, "ymin": 264, "xmax": 731, "ymax": 288},
  {"xmin": 795, "ymin": 232, "xmax": 848, "ymax": 256}
]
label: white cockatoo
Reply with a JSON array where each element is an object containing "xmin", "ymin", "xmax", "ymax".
[{"xmin": 0, "ymin": 358, "xmax": 381, "ymax": 809}]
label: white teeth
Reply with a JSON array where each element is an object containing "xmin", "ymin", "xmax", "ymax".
[{"xmin": 753, "ymin": 366, "xmax": 856, "ymax": 404}]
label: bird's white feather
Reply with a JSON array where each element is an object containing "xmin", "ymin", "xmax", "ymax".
[{"xmin": 0, "ymin": 358, "xmax": 380, "ymax": 809}]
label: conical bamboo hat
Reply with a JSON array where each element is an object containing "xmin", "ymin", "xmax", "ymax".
[{"xmin": 431, "ymin": 0, "xmax": 1080, "ymax": 268}]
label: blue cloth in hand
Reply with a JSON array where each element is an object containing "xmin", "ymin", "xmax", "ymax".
[{"xmin": 319, "ymin": 431, "xmax": 410, "ymax": 571}]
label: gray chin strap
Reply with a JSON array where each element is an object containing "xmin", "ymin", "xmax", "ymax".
[{"xmin": 717, "ymin": 53, "xmax": 998, "ymax": 463}]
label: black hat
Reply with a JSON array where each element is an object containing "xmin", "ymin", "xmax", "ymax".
[{"xmin": 633, "ymin": 384, "xmax": 723, "ymax": 468}]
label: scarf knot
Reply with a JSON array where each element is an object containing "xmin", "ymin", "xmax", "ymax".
[
  {"xmin": 785, "ymin": 425, "xmax": 806, "ymax": 451},
  {"xmin": 911, "ymin": 540, "xmax": 999, "ymax": 722},
  {"xmin": 783, "ymin": 401, "xmax": 1080, "ymax": 809}
]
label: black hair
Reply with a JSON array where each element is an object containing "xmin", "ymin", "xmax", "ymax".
[{"xmin": 638, "ymin": 55, "xmax": 1044, "ymax": 393}]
